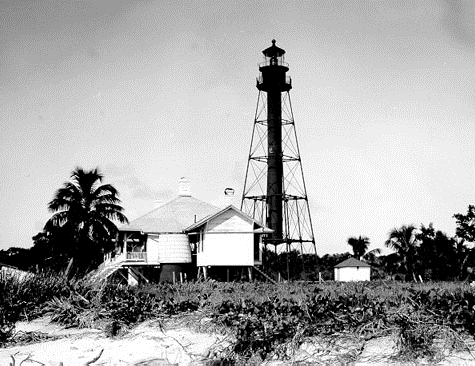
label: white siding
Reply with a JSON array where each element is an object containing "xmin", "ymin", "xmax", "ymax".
[
  {"xmin": 148, "ymin": 234, "xmax": 191, "ymax": 264},
  {"xmin": 334, "ymin": 266, "xmax": 371, "ymax": 282},
  {"xmin": 196, "ymin": 210, "xmax": 256, "ymax": 267},
  {"xmin": 146, "ymin": 234, "xmax": 160, "ymax": 265},
  {"xmin": 207, "ymin": 210, "xmax": 251, "ymax": 232},
  {"xmin": 197, "ymin": 233, "xmax": 254, "ymax": 266}
]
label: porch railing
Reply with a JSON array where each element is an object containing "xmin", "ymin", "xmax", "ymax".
[{"xmin": 126, "ymin": 252, "xmax": 147, "ymax": 261}]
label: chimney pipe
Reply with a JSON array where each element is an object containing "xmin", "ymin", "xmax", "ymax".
[{"xmin": 224, "ymin": 187, "xmax": 235, "ymax": 207}]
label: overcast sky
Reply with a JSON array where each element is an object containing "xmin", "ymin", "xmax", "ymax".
[{"xmin": 1, "ymin": 0, "xmax": 474, "ymax": 255}]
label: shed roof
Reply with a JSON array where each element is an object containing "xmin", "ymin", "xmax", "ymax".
[
  {"xmin": 120, "ymin": 195, "xmax": 220, "ymax": 233},
  {"xmin": 334, "ymin": 257, "xmax": 371, "ymax": 268}
]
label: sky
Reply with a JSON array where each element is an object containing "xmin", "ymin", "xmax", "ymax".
[{"xmin": 1, "ymin": 0, "xmax": 474, "ymax": 256}]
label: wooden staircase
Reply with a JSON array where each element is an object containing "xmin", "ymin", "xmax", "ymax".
[
  {"xmin": 127, "ymin": 267, "xmax": 149, "ymax": 285},
  {"xmin": 85, "ymin": 258, "xmax": 126, "ymax": 283},
  {"xmin": 85, "ymin": 258, "xmax": 152, "ymax": 285},
  {"xmin": 252, "ymin": 266, "xmax": 278, "ymax": 284}
]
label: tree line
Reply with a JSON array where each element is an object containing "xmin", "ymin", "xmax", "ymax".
[
  {"xmin": 259, "ymin": 214, "xmax": 475, "ymax": 282},
  {"xmin": 351, "ymin": 218, "xmax": 475, "ymax": 282}
]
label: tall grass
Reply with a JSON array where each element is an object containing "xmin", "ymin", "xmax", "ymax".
[{"xmin": 0, "ymin": 271, "xmax": 66, "ymax": 344}]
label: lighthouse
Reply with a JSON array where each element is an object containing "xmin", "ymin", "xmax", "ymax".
[{"xmin": 241, "ymin": 40, "xmax": 316, "ymax": 266}]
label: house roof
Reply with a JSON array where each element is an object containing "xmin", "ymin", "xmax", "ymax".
[
  {"xmin": 334, "ymin": 257, "xmax": 371, "ymax": 268},
  {"xmin": 184, "ymin": 205, "xmax": 273, "ymax": 233},
  {"xmin": 120, "ymin": 195, "xmax": 220, "ymax": 233}
]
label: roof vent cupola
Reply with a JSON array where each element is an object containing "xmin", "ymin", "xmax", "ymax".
[{"xmin": 178, "ymin": 177, "xmax": 191, "ymax": 197}]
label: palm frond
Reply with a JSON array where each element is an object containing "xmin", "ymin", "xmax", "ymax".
[
  {"xmin": 368, "ymin": 248, "xmax": 381, "ymax": 256},
  {"xmin": 92, "ymin": 194, "xmax": 122, "ymax": 206},
  {"xmin": 92, "ymin": 207, "xmax": 129, "ymax": 224},
  {"xmin": 47, "ymin": 183, "xmax": 82, "ymax": 212},
  {"xmin": 93, "ymin": 202, "xmax": 126, "ymax": 213},
  {"xmin": 94, "ymin": 216, "xmax": 119, "ymax": 236},
  {"xmin": 70, "ymin": 167, "xmax": 103, "ymax": 201},
  {"xmin": 93, "ymin": 184, "xmax": 119, "ymax": 197},
  {"xmin": 44, "ymin": 211, "xmax": 70, "ymax": 229}
]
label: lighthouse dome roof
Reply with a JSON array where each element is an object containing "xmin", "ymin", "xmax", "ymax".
[{"xmin": 262, "ymin": 39, "xmax": 285, "ymax": 57}]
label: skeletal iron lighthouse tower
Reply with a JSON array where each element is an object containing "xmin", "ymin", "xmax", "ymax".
[{"xmin": 242, "ymin": 40, "xmax": 316, "ymax": 269}]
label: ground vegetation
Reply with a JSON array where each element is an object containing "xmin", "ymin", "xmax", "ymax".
[{"xmin": 2, "ymin": 273, "xmax": 475, "ymax": 364}]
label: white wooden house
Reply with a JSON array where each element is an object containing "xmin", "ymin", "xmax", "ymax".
[
  {"xmin": 96, "ymin": 178, "xmax": 271, "ymax": 284},
  {"xmin": 334, "ymin": 257, "xmax": 371, "ymax": 282},
  {"xmin": 185, "ymin": 205, "xmax": 273, "ymax": 280}
]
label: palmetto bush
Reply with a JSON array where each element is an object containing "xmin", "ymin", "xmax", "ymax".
[
  {"xmin": 0, "ymin": 273, "xmax": 19, "ymax": 345},
  {"xmin": 0, "ymin": 271, "xmax": 74, "ymax": 345},
  {"xmin": 41, "ymin": 282, "xmax": 201, "ymax": 333}
]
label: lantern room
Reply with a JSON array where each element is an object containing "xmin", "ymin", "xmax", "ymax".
[
  {"xmin": 261, "ymin": 39, "xmax": 287, "ymax": 67},
  {"xmin": 257, "ymin": 39, "xmax": 291, "ymax": 92}
]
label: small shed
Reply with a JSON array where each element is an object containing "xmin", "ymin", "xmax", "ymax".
[{"xmin": 334, "ymin": 258, "xmax": 371, "ymax": 282}]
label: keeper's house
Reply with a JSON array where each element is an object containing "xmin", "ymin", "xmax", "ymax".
[
  {"xmin": 334, "ymin": 257, "xmax": 371, "ymax": 282},
  {"xmin": 98, "ymin": 178, "xmax": 271, "ymax": 284}
]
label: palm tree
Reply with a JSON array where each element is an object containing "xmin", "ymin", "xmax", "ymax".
[
  {"xmin": 385, "ymin": 225, "xmax": 419, "ymax": 281},
  {"xmin": 363, "ymin": 247, "xmax": 382, "ymax": 263},
  {"xmin": 45, "ymin": 167, "xmax": 128, "ymax": 272},
  {"xmin": 454, "ymin": 237, "xmax": 474, "ymax": 281},
  {"xmin": 347, "ymin": 236, "xmax": 370, "ymax": 260}
]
